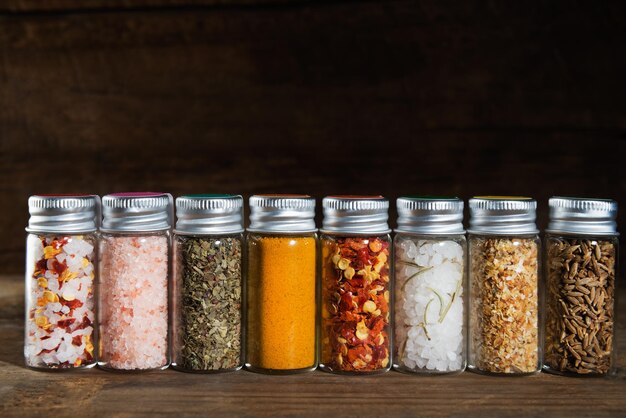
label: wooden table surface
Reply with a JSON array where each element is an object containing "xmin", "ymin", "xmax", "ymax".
[{"xmin": 1, "ymin": 274, "xmax": 625, "ymax": 417}]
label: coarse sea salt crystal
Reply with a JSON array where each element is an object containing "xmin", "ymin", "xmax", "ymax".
[{"xmin": 395, "ymin": 238, "xmax": 465, "ymax": 373}]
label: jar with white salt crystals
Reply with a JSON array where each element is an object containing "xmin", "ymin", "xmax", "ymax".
[
  {"xmin": 25, "ymin": 195, "xmax": 100, "ymax": 370},
  {"xmin": 98, "ymin": 192, "xmax": 172, "ymax": 371},
  {"xmin": 467, "ymin": 197, "xmax": 541, "ymax": 376},
  {"xmin": 393, "ymin": 196, "xmax": 467, "ymax": 374}
]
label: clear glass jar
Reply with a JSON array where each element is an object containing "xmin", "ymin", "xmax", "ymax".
[
  {"xmin": 543, "ymin": 197, "xmax": 619, "ymax": 377},
  {"xmin": 319, "ymin": 196, "xmax": 391, "ymax": 374},
  {"xmin": 24, "ymin": 195, "xmax": 99, "ymax": 370},
  {"xmin": 467, "ymin": 197, "xmax": 541, "ymax": 376},
  {"xmin": 171, "ymin": 195, "xmax": 244, "ymax": 373},
  {"xmin": 98, "ymin": 193, "xmax": 172, "ymax": 371},
  {"xmin": 393, "ymin": 196, "xmax": 467, "ymax": 374},
  {"xmin": 245, "ymin": 195, "xmax": 317, "ymax": 374}
]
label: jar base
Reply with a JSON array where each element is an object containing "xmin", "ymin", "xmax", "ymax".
[
  {"xmin": 245, "ymin": 364, "xmax": 316, "ymax": 375},
  {"xmin": 542, "ymin": 365, "xmax": 608, "ymax": 378},
  {"xmin": 97, "ymin": 362, "xmax": 170, "ymax": 373},
  {"xmin": 170, "ymin": 363, "xmax": 243, "ymax": 374},
  {"xmin": 318, "ymin": 364, "xmax": 390, "ymax": 375},
  {"xmin": 466, "ymin": 365, "xmax": 540, "ymax": 377},
  {"xmin": 393, "ymin": 364, "xmax": 465, "ymax": 376}
]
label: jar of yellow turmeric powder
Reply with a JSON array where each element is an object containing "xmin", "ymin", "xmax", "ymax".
[
  {"xmin": 246, "ymin": 195, "xmax": 318, "ymax": 373},
  {"xmin": 320, "ymin": 196, "xmax": 392, "ymax": 374}
]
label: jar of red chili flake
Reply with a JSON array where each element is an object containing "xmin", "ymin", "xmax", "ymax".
[
  {"xmin": 319, "ymin": 196, "xmax": 392, "ymax": 374},
  {"xmin": 25, "ymin": 195, "xmax": 100, "ymax": 370}
]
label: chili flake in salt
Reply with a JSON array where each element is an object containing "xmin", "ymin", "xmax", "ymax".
[{"xmin": 25, "ymin": 234, "xmax": 96, "ymax": 368}]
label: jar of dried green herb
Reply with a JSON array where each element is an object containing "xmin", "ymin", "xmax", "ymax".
[
  {"xmin": 172, "ymin": 195, "xmax": 244, "ymax": 373},
  {"xmin": 544, "ymin": 197, "xmax": 618, "ymax": 377},
  {"xmin": 467, "ymin": 197, "xmax": 541, "ymax": 376}
]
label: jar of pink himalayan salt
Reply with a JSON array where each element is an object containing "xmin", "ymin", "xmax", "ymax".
[{"xmin": 98, "ymin": 192, "xmax": 172, "ymax": 371}]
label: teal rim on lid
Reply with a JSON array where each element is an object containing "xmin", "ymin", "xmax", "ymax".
[
  {"xmin": 396, "ymin": 196, "xmax": 464, "ymax": 235},
  {"xmin": 175, "ymin": 194, "xmax": 244, "ymax": 235}
]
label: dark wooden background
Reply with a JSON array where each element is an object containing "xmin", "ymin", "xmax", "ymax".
[{"xmin": 1, "ymin": 1, "xmax": 625, "ymax": 275}]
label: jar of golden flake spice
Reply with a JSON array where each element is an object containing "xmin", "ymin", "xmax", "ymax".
[
  {"xmin": 467, "ymin": 197, "xmax": 541, "ymax": 375},
  {"xmin": 320, "ymin": 196, "xmax": 391, "ymax": 374},
  {"xmin": 393, "ymin": 197, "xmax": 467, "ymax": 374},
  {"xmin": 246, "ymin": 195, "xmax": 317, "ymax": 373},
  {"xmin": 99, "ymin": 193, "xmax": 172, "ymax": 371},
  {"xmin": 172, "ymin": 195, "xmax": 244, "ymax": 373},
  {"xmin": 25, "ymin": 195, "xmax": 100, "ymax": 369},
  {"xmin": 544, "ymin": 197, "xmax": 618, "ymax": 376}
]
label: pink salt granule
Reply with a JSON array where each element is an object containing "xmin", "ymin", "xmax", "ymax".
[{"xmin": 99, "ymin": 235, "xmax": 169, "ymax": 370}]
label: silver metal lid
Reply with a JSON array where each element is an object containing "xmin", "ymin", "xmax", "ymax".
[
  {"xmin": 248, "ymin": 195, "xmax": 316, "ymax": 233},
  {"xmin": 101, "ymin": 192, "xmax": 172, "ymax": 232},
  {"xmin": 175, "ymin": 194, "xmax": 244, "ymax": 235},
  {"xmin": 548, "ymin": 197, "xmax": 618, "ymax": 236},
  {"xmin": 468, "ymin": 197, "xmax": 538, "ymax": 235},
  {"xmin": 322, "ymin": 196, "xmax": 390, "ymax": 234},
  {"xmin": 396, "ymin": 196, "xmax": 464, "ymax": 234},
  {"xmin": 27, "ymin": 195, "xmax": 100, "ymax": 233}
]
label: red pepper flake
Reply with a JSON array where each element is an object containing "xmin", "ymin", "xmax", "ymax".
[
  {"xmin": 322, "ymin": 237, "xmax": 391, "ymax": 372},
  {"xmin": 72, "ymin": 335, "xmax": 82, "ymax": 346}
]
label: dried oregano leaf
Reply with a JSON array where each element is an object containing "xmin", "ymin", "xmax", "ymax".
[{"xmin": 179, "ymin": 236, "xmax": 242, "ymax": 370}]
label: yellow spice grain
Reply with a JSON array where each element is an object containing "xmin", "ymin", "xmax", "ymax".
[{"xmin": 247, "ymin": 235, "xmax": 317, "ymax": 370}]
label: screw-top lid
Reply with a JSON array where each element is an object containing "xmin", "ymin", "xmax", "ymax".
[
  {"xmin": 101, "ymin": 192, "xmax": 172, "ymax": 232},
  {"xmin": 396, "ymin": 196, "xmax": 464, "ymax": 234},
  {"xmin": 175, "ymin": 194, "xmax": 244, "ymax": 235},
  {"xmin": 27, "ymin": 195, "xmax": 100, "ymax": 233},
  {"xmin": 468, "ymin": 196, "xmax": 538, "ymax": 235},
  {"xmin": 322, "ymin": 195, "xmax": 390, "ymax": 234},
  {"xmin": 548, "ymin": 197, "xmax": 618, "ymax": 236},
  {"xmin": 248, "ymin": 194, "xmax": 316, "ymax": 233}
]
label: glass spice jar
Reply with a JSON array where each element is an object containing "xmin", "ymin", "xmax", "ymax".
[
  {"xmin": 171, "ymin": 195, "xmax": 244, "ymax": 373},
  {"xmin": 24, "ymin": 195, "xmax": 100, "ymax": 370},
  {"xmin": 98, "ymin": 192, "xmax": 172, "ymax": 371},
  {"xmin": 319, "ymin": 196, "xmax": 392, "ymax": 374},
  {"xmin": 544, "ymin": 197, "xmax": 619, "ymax": 377},
  {"xmin": 393, "ymin": 196, "xmax": 467, "ymax": 374},
  {"xmin": 467, "ymin": 197, "xmax": 541, "ymax": 376},
  {"xmin": 246, "ymin": 195, "xmax": 317, "ymax": 374}
]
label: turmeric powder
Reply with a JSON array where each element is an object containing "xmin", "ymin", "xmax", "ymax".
[{"xmin": 246, "ymin": 234, "xmax": 317, "ymax": 371}]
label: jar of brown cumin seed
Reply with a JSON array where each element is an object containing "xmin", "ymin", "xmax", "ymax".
[
  {"xmin": 467, "ymin": 197, "xmax": 541, "ymax": 376},
  {"xmin": 544, "ymin": 197, "xmax": 618, "ymax": 377}
]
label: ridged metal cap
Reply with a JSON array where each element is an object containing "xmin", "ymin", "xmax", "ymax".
[
  {"xmin": 248, "ymin": 194, "xmax": 316, "ymax": 233},
  {"xmin": 548, "ymin": 197, "xmax": 618, "ymax": 236},
  {"xmin": 101, "ymin": 192, "xmax": 172, "ymax": 232},
  {"xmin": 322, "ymin": 196, "xmax": 390, "ymax": 234},
  {"xmin": 175, "ymin": 194, "xmax": 244, "ymax": 235},
  {"xmin": 27, "ymin": 195, "xmax": 100, "ymax": 233},
  {"xmin": 396, "ymin": 196, "xmax": 464, "ymax": 234},
  {"xmin": 468, "ymin": 196, "xmax": 538, "ymax": 235}
]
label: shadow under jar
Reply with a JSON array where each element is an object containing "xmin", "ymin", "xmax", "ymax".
[
  {"xmin": 393, "ymin": 197, "xmax": 467, "ymax": 375},
  {"xmin": 245, "ymin": 195, "xmax": 318, "ymax": 374},
  {"xmin": 467, "ymin": 197, "xmax": 541, "ymax": 376},
  {"xmin": 171, "ymin": 195, "xmax": 244, "ymax": 373},
  {"xmin": 319, "ymin": 196, "xmax": 392, "ymax": 375},
  {"xmin": 544, "ymin": 197, "xmax": 619, "ymax": 377},
  {"xmin": 24, "ymin": 195, "xmax": 100, "ymax": 370},
  {"xmin": 98, "ymin": 192, "xmax": 172, "ymax": 372}
]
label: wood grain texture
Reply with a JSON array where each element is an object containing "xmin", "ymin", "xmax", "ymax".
[
  {"xmin": 1, "ymin": 1, "xmax": 625, "ymax": 276},
  {"xmin": 0, "ymin": 274, "xmax": 625, "ymax": 418}
]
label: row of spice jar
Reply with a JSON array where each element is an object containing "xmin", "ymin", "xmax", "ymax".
[{"xmin": 24, "ymin": 193, "xmax": 620, "ymax": 377}]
